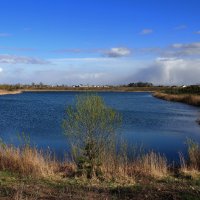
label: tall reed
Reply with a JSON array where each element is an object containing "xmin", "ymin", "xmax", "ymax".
[
  {"xmin": 128, "ymin": 151, "xmax": 168, "ymax": 178},
  {"xmin": 179, "ymin": 139, "xmax": 200, "ymax": 178},
  {"xmin": 0, "ymin": 141, "xmax": 57, "ymax": 177}
]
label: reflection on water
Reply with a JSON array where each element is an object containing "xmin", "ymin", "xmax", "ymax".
[{"xmin": 0, "ymin": 91, "xmax": 200, "ymax": 161}]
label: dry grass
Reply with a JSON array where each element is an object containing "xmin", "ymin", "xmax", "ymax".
[
  {"xmin": 128, "ymin": 151, "xmax": 168, "ymax": 178},
  {"xmin": 153, "ymin": 92, "xmax": 200, "ymax": 106},
  {"xmin": 100, "ymin": 149, "xmax": 130, "ymax": 182},
  {"xmin": 99, "ymin": 149, "xmax": 168, "ymax": 181},
  {"xmin": 0, "ymin": 145, "xmax": 169, "ymax": 182},
  {"xmin": 179, "ymin": 154, "xmax": 200, "ymax": 179},
  {"xmin": 0, "ymin": 90, "xmax": 22, "ymax": 96},
  {"xmin": 0, "ymin": 143, "xmax": 57, "ymax": 178},
  {"xmin": 1, "ymin": 141, "xmax": 200, "ymax": 199},
  {"xmin": 179, "ymin": 140, "xmax": 200, "ymax": 179}
]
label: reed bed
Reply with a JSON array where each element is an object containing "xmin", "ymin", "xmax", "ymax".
[
  {"xmin": 179, "ymin": 140, "xmax": 200, "ymax": 178},
  {"xmin": 1, "ymin": 138, "xmax": 200, "ymax": 182},
  {"xmin": 89, "ymin": 149, "xmax": 168, "ymax": 181},
  {"xmin": 153, "ymin": 92, "xmax": 200, "ymax": 106},
  {"xmin": 0, "ymin": 143, "xmax": 57, "ymax": 178},
  {"xmin": 127, "ymin": 152, "xmax": 168, "ymax": 178},
  {"xmin": 0, "ymin": 142, "xmax": 170, "ymax": 181}
]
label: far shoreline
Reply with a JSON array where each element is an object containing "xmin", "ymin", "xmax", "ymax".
[
  {"xmin": 153, "ymin": 92, "xmax": 200, "ymax": 107},
  {"xmin": 0, "ymin": 90, "xmax": 22, "ymax": 96},
  {"xmin": 0, "ymin": 87, "xmax": 162, "ymax": 95}
]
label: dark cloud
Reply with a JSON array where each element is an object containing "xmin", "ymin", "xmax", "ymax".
[
  {"xmin": 162, "ymin": 42, "xmax": 200, "ymax": 57},
  {"xmin": 129, "ymin": 58, "xmax": 200, "ymax": 85}
]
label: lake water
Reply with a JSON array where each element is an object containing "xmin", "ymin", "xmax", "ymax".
[{"xmin": 0, "ymin": 91, "xmax": 200, "ymax": 161}]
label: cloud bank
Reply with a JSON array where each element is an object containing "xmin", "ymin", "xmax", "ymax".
[
  {"xmin": 132, "ymin": 57, "xmax": 200, "ymax": 85},
  {"xmin": 1, "ymin": 42, "xmax": 200, "ymax": 85},
  {"xmin": 0, "ymin": 55, "xmax": 49, "ymax": 64}
]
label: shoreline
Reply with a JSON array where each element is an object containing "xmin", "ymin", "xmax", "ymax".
[
  {"xmin": 23, "ymin": 89, "xmax": 154, "ymax": 93},
  {"xmin": 153, "ymin": 92, "xmax": 200, "ymax": 107},
  {"xmin": 0, "ymin": 87, "xmax": 158, "ymax": 95},
  {"xmin": 0, "ymin": 90, "xmax": 22, "ymax": 96}
]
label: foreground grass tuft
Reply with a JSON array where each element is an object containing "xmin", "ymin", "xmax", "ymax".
[
  {"xmin": 131, "ymin": 151, "xmax": 168, "ymax": 178},
  {"xmin": 0, "ymin": 142, "xmax": 57, "ymax": 178}
]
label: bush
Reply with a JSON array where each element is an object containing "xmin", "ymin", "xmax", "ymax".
[{"xmin": 63, "ymin": 94, "xmax": 121, "ymax": 179}]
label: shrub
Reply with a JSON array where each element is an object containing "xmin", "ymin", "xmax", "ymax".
[{"xmin": 63, "ymin": 94, "xmax": 121, "ymax": 179}]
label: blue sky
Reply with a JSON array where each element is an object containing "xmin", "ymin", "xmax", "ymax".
[{"xmin": 0, "ymin": 0, "xmax": 200, "ymax": 85}]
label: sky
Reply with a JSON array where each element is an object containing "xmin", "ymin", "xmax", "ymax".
[{"xmin": 0, "ymin": 0, "xmax": 200, "ymax": 85}]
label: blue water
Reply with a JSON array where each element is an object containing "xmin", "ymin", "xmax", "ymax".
[{"xmin": 0, "ymin": 91, "xmax": 200, "ymax": 161}]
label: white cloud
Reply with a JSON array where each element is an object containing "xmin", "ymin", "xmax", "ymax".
[
  {"xmin": 0, "ymin": 68, "xmax": 3, "ymax": 73},
  {"xmin": 49, "ymin": 57, "xmax": 116, "ymax": 62},
  {"xmin": 0, "ymin": 54, "xmax": 50, "ymax": 64},
  {"xmin": 0, "ymin": 56, "xmax": 140, "ymax": 85},
  {"xmin": 34, "ymin": 70, "xmax": 104, "ymax": 83},
  {"xmin": 1, "ymin": 41, "xmax": 200, "ymax": 85},
  {"xmin": 54, "ymin": 47, "xmax": 132, "ymax": 58},
  {"xmin": 140, "ymin": 29, "xmax": 153, "ymax": 35},
  {"xmin": 171, "ymin": 42, "xmax": 200, "ymax": 49},
  {"xmin": 103, "ymin": 47, "xmax": 131, "ymax": 57}
]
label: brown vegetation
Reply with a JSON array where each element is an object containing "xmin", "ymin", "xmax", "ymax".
[
  {"xmin": 153, "ymin": 92, "xmax": 200, "ymax": 106},
  {"xmin": 0, "ymin": 90, "xmax": 22, "ymax": 96},
  {"xmin": 0, "ymin": 143, "xmax": 57, "ymax": 178},
  {"xmin": 129, "ymin": 152, "xmax": 168, "ymax": 178},
  {"xmin": 0, "ymin": 139, "xmax": 169, "ymax": 180},
  {"xmin": 0, "ymin": 139, "xmax": 199, "ymax": 199},
  {"xmin": 179, "ymin": 140, "xmax": 200, "ymax": 179}
]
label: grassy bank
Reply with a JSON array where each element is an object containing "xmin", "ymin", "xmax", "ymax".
[
  {"xmin": 153, "ymin": 92, "xmax": 200, "ymax": 106},
  {"xmin": 0, "ymin": 140, "xmax": 200, "ymax": 199},
  {"xmin": 0, "ymin": 90, "xmax": 22, "ymax": 96}
]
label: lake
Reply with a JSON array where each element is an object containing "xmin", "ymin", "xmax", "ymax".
[{"xmin": 0, "ymin": 91, "xmax": 200, "ymax": 161}]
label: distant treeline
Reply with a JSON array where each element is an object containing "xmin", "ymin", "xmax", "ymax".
[
  {"xmin": 0, "ymin": 82, "xmax": 155, "ymax": 91},
  {"xmin": 0, "ymin": 84, "xmax": 21, "ymax": 91},
  {"xmin": 127, "ymin": 82, "xmax": 153, "ymax": 87},
  {"xmin": 164, "ymin": 85, "xmax": 200, "ymax": 95},
  {"xmin": 0, "ymin": 83, "xmax": 69, "ymax": 91}
]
